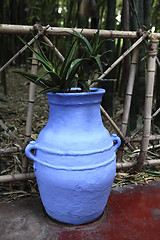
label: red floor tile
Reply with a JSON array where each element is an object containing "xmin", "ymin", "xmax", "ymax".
[
  {"xmin": 58, "ymin": 182, "xmax": 160, "ymax": 240},
  {"xmin": 0, "ymin": 181, "xmax": 160, "ymax": 240}
]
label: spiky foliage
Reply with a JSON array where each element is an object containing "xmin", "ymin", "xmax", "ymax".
[
  {"xmin": 13, "ymin": 27, "xmax": 108, "ymax": 93},
  {"xmin": 70, "ymin": 28, "xmax": 111, "ymax": 74}
]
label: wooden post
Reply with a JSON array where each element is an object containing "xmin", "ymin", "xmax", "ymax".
[
  {"xmin": 117, "ymin": 46, "xmax": 139, "ymax": 162},
  {"xmin": 136, "ymin": 39, "xmax": 158, "ymax": 171}
]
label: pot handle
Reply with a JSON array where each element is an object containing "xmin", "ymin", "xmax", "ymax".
[
  {"xmin": 111, "ymin": 134, "xmax": 121, "ymax": 152},
  {"xmin": 25, "ymin": 141, "xmax": 38, "ymax": 162}
]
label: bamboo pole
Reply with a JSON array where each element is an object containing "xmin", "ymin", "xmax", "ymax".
[
  {"xmin": 100, "ymin": 106, "xmax": 135, "ymax": 151},
  {"xmin": 0, "ymin": 24, "xmax": 138, "ymax": 38},
  {"xmin": 1, "ymin": 24, "xmax": 160, "ymax": 40},
  {"xmin": 0, "ymin": 147, "xmax": 23, "ymax": 154},
  {"xmin": 0, "ymin": 120, "xmax": 24, "ymax": 149},
  {"xmin": 152, "ymin": 107, "xmax": 160, "ymax": 118},
  {"xmin": 0, "ymin": 172, "xmax": 35, "ymax": 183},
  {"xmin": 136, "ymin": 39, "xmax": 159, "ymax": 171},
  {"xmin": 22, "ymin": 41, "xmax": 38, "ymax": 174},
  {"xmin": 121, "ymin": 46, "xmax": 139, "ymax": 136},
  {"xmin": 117, "ymin": 46, "xmax": 139, "ymax": 162},
  {"xmin": 0, "ymin": 158, "xmax": 160, "ymax": 183},
  {"xmin": 116, "ymin": 159, "xmax": 160, "ymax": 170},
  {"xmin": 128, "ymin": 135, "xmax": 160, "ymax": 142},
  {"xmin": 42, "ymin": 35, "xmax": 65, "ymax": 62}
]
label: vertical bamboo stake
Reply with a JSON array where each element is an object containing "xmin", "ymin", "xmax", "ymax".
[
  {"xmin": 22, "ymin": 41, "xmax": 38, "ymax": 174},
  {"xmin": 117, "ymin": 46, "xmax": 139, "ymax": 162},
  {"xmin": 136, "ymin": 39, "xmax": 158, "ymax": 171}
]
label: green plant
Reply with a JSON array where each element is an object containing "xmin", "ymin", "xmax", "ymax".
[{"xmin": 13, "ymin": 27, "xmax": 110, "ymax": 93}]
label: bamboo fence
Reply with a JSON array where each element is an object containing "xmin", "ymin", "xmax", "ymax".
[{"xmin": 0, "ymin": 24, "xmax": 160, "ymax": 184}]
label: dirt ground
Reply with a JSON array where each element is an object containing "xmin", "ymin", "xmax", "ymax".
[{"xmin": 0, "ymin": 67, "xmax": 160, "ymax": 202}]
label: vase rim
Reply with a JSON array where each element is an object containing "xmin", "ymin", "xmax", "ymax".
[{"xmin": 46, "ymin": 88, "xmax": 105, "ymax": 97}]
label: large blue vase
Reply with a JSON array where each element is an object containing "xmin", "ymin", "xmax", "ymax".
[{"xmin": 25, "ymin": 88, "xmax": 121, "ymax": 225}]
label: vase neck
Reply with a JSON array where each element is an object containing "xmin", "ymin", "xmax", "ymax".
[{"xmin": 46, "ymin": 89, "xmax": 105, "ymax": 133}]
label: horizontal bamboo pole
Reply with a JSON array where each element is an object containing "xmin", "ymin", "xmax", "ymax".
[
  {"xmin": 129, "ymin": 135, "xmax": 160, "ymax": 142},
  {"xmin": 0, "ymin": 172, "xmax": 35, "ymax": 183},
  {"xmin": 0, "ymin": 158, "xmax": 160, "ymax": 183},
  {"xmin": 1, "ymin": 24, "xmax": 160, "ymax": 39},
  {"xmin": 0, "ymin": 147, "xmax": 23, "ymax": 154},
  {"xmin": 0, "ymin": 24, "xmax": 138, "ymax": 38},
  {"xmin": 116, "ymin": 161, "xmax": 137, "ymax": 170},
  {"xmin": 116, "ymin": 159, "xmax": 160, "ymax": 170}
]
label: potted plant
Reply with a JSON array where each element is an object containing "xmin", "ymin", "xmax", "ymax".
[{"xmin": 13, "ymin": 28, "xmax": 121, "ymax": 225}]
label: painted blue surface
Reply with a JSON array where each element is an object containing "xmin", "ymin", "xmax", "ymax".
[{"xmin": 25, "ymin": 88, "xmax": 121, "ymax": 225}]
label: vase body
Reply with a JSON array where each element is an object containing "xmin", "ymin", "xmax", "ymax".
[{"xmin": 25, "ymin": 88, "xmax": 121, "ymax": 225}]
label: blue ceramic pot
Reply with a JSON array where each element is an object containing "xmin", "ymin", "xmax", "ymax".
[{"xmin": 25, "ymin": 88, "xmax": 121, "ymax": 225}]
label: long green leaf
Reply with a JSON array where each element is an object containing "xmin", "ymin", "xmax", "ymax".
[
  {"xmin": 92, "ymin": 29, "xmax": 100, "ymax": 55},
  {"xmin": 12, "ymin": 70, "xmax": 46, "ymax": 88},
  {"xmin": 39, "ymin": 87, "xmax": 61, "ymax": 94},
  {"xmin": 94, "ymin": 55, "xmax": 103, "ymax": 73},
  {"xmin": 18, "ymin": 36, "xmax": 53, "ymax": 71},
  {"xmin": 29, "ymin": 57, "xmax": 53, "ymax": 72},
  {"xmin": 67, "ymin": 58, "xmax": 91, "ymax": 85},
  {"xmin": 70, "ymin": 29, "xmax": 93, "ymax": 54},
  {"xmin": 60, "ymin": 38, "xmax": 78, "ymax": 78},
  {"xmin": 35, "ymin": 70, "xmax": 61, "ymax": 88}
]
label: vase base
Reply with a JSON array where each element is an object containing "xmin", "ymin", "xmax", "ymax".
[{"xmin": 45, "ymin": 208, "xmax": 105, "ymax": 225}]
